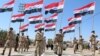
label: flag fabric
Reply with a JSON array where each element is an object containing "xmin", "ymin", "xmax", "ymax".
[
  {"xmin": 63, "ymin": 24, "xmax": 75, "ymax": 34},
  {"xmin": 74, "ymin": 15, "xmax": 82, "ymax": 24},
  {"xmin": 20, "ymin": 24, "xmax": 29, "ymax": 32},
  {"xmin": 24, "ymin": 0, "xmax": 43, "ymax": 14},
  {"xmin": 45, "ymin": 23, "xmax": 56, "ymax": 31},
  {"xmin": 74, "ymin": 2, "xmax": 95, "ymax": 17},
  {"xmin": 11, "ymin": 13, "xmax": 25, "ymax": 22},
  {"xmin": 35, "ymin": 23, "xmax": 45, "ymax": 32},
  {"xmin": 68, "ymin": 16, "xmax": 82, "ymax": 25},
  {"xmin": 28, "ymin": 14, "xmax": 43, "ymax": 24},
  {"xmin": 2, "ymin": 0, "xmax": 15, "ymax": 12},
  {"xmin": 45, "ymin": 13, "xmax": 58, "ymax": 23},
  {"xmin": 68, "ymin": 17, "xmax": 75, "ymax": 25},
  {"xmin": 57, "ymin": 0, "xmax": 64, "ymax": 13},
  {"xmin": 45, "ymin": 2, "xmax": 58, "ymax": 14}
]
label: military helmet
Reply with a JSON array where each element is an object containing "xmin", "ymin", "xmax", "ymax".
[{"xmin": 10, "ymin": 27, "xmax": 13, "ymax": 30}]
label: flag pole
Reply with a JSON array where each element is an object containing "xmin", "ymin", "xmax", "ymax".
[
  {"xmin": 79, "ymin": 23, "xmax": 81, "ymax": 38},
  {"xmin": 18, "ymin": 3, "xmax": 24, "ymax": 35}
]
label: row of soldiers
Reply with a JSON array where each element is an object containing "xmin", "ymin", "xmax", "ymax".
[
  {"xmin": 73, "ymin": 31, "xmax": 100, "ymax": 54},
  {"xmin": 1, "ymin": 27, "xmax": 30, "ymax": 56},
  {"xmin": 0, "ymin": 27, "xmax": 99, "ymax": 56},
  {"xmin": 34, "ymin": 29, "xmax": 64, "ymax": 56}
]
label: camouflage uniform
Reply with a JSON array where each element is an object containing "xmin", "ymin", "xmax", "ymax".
[
  {"xmin": 54, "ymin": 35, "xmax": 58, "ymax": 54},
  {"xmin": 89, "ymin": 31, "xmax": 97, "ymax": 53},
  {"xmin": 56, "ymin": 29, "xmax": 64, "ymax": 56},
  {"xmin": 1, "ymin": 28, "xmax": 14, "ymax": 56},
  {"xmin": 73, "ymin": 37, "xmax": 78, "ymax": 54},
  {"xmin": 78, "ymin": 36, "xmax": 83, "ymax": 52},
  {"xmin": 34, "ymin": 31, "xmax": 44, "ymax": 56},
  {"xmin": 18, "ymin": 33, "xmax": 25, "ymax": 52}
]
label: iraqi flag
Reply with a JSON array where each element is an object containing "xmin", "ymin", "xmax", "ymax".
[
  {"xmin": 2, "ymin": 0, "xmax": 15, "ymax": 12},
  {"xmin": 24, "ymin": 2, "xmax": 34, "ymax": 14},
  {"xmin": 45, "ymin": 13, "xmax": 58, "ymax": 23},
  {"xmin": 74, "ymin": 2, "xmax": 95, "ymax": 18},
  {"xmin": 45, "ymin": 23, "xmax": 56, "ymax": 31},
  {"xmin": 63, "ymin": 24, "xmax": 75, "ymax": 34},
  {"xmin": 35, "ymin": 23, "xmax": 45, "ymax": 32},
  {"xmin": 68, "ymin": 17, "xmax": 75, "ymax": 25},
  {"xmin": 57, "ymin": 0, "xmax": 64, "ymax": 13},
  {"xmin": 24, "ymin": 0, "xmax": 43, "ymax": 14},
  {"xmin": 20, "ymin": 24, "xmax": 29, "ymax": 32},
  {"xmin": 68, "ymin": 16, "xmax": 82, "ymax": 25},
  {"xmin": 74, "ymin": 15, "xmax": 82, "ymax": 24},
  {"xmin": 11, "ymin": 13, "xmax": 25, "ymax": 22},
  {"xmin": 45, "ymin": 2, "xmax": 58, "ymax": 14},
  {"xmin": 31, "ymin": 0, "xmax": 43, "ymax": 13},
  {"xmin": 28, "ymin": 14, "xmax": 43, "ymax": 24}
]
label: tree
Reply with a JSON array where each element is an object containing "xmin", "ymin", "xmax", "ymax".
[{"xmin": 0, "ymin": 30, "xmax": 7, "ymax": 47}]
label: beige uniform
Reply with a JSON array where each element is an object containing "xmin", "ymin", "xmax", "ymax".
[
  {"xmin": 78, "ymin": 37, "xmax": 83, "ymax": 52},
  {"xmin": 18, "ymin": 35, "xmax": 25, "ymax": 52},
  {"xmin": 89, "ymin": 34, "xmax": 97, "ymax": 52},
  {"xmin": 53, "ymin": 36, "xmax": 58, "ymax": 54},
  {"xmin": 2, "ymin": 30, "xmax": 14, "ymax": 56},
  {"xmin": 56, "ymin": 33, "xmax": 64, "ymax": 55},
  {"xmin": 73, "ymin": 39, "xmax": 78, "ymax": 53},
  {"xmin": 35, "ymin": 32, "xmax": 44, "ymax": 56}
]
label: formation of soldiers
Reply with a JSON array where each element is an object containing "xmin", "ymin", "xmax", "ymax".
[
  {"xmin": 1, "ymin": 27, "xmax": 30, "ymax": 56},
  {"xmin": 73, "ymin": 31, "xmax": 100, "ymax": 55},
  {"xmin": 0, "ymin": 27, "xmax": 100, "ymax": 56}
]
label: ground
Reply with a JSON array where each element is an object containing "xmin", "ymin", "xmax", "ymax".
[{"xmin": 0, "ymin": 47, "xmax": 100, "ymax": 56}]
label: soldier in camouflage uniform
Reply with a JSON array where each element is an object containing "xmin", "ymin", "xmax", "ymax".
[
  {"xmin": 78, "ymin": 35, "xmax": 84, "ymax": 52},
  {"xmin": 54, "ymin": 34, "xmax": 58, "ymax": 54},
  {"xmin": 1, "ymin": 27, "xmax": 15, "ymax": 56},
  {"xmin": 34, "ymin": 29, "xmax": 44, "ymax": 56},
  {"xmin": 18, "ymin": 33, "xmax": 25, "ymax": 52},
  {"xmin": 89, "ymin": 31, "xmax": 97, "ymax": 53},
  {"xmin": 56, "ymin": 29, "xmax": 64, "ymax": 56},
  {"xmin": 73, "ymin": 37, "xmax": 78, "ymax": 54}
]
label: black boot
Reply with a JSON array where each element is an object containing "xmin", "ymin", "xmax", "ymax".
[
  {"xmin": 58, "ymin": 54, "xmax": 62, "ymax": 56},
  {"xmin": 1, "ymin": 50, "xmax": 5, "ymax": 55}
]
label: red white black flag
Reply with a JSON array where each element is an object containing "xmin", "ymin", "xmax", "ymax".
[
  {"xmin": 28, "ymin": 14, "xmax": 43, "ymax": 24},
  {"xmin": 0, "ymin": 0, "xmax": 15, "ymax": 12},
  {"xmin": 45, "ymin": 23, "xmax": 56, "ymax": 31},
  {"xmin": 35, "ymin": 23, "xmax": 45, "ymax": 32},
  {"xmin": 45, "ymin": 2, "xmax": 58, "ymax": 14},
  {"xmin": 20, "ymin": 24, "xmax": 29, "ymax": 32},
  {"xmin": 74, "ymin": 2, "xmax": 95, "ymax": 17},
  {"xmin": 24, "ymin": 0, "xmax": 43, "ymax": 14},
  {"xmin": 63, "ymin": 24, "xmax": 75, "ymax": 34},
  {"xmin": 68, "ymin": 16, "xmax": 82, "ymax": 25},
  {"xmin": 45, "ymin": 13, "xmax": 58, "ymax": 23},
  {"xmin": 57, "ymin": 0, "xmax": 64, "ymax": 13},
  {"xmin": 11, "ymin": 13, "xmax": 25, "ymax": 22}
]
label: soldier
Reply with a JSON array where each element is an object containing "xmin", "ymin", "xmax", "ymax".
[
  {"xmin": 34, "ymin": 28, "xmax": 44, "ymax": 56},
  {"xmin": 78, "ymin": 35, "xmax": 84, "ymax": 52},
  {"xmin": 73, "ymin": 37, "xmax": 78, "ymax": 54},
  {"xmin": 54, "ymin": 34, "xmax": 58, "ymax": 54},
  {"xmin": 26, "ymin": 36, "xmax": 30, "ymax": 51},
  {"xmin": 18, "ymin": 33, "xmax": 25, "ymax": 52},
  {"xmin": 1, "ymin": 27, "xmax": 15, "ymax": 56},
  {"xmin": 42, "ymin": 36, "xmax": 46, "ymax": 52},
  {"xmin": 56, "ymin": 29, "xmax": 64, "ymax": 56},
  {"xmin": 89, "ymin": 31, "xmax": 97, "ymax": 53},
  {"xmin": 14, "ymin": 33, "xmax": 19, "ymax": 52}
]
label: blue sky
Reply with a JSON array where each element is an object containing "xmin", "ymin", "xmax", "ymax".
[{"xmin": 0, "ymin": 0, "xmax": 100, "ymax": 41}]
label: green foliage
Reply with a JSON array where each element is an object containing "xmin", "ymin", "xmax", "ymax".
[{"xmin": 0, "ymin": 30, "xmax": 7, "ymax": 40}]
